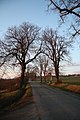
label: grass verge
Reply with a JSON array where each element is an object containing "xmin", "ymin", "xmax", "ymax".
[
  {"xmin": 47, "ymin": 82, "xmax": 80, "ymax": 94},
  {"xmin": 0, "ymin": 83, "xmax": 32, "ymax": 113}
]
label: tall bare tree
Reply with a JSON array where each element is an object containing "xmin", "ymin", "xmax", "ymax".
[
  {"xmin": 35, "ymin": 55, "xmax": 44, "ymax": 83},
  {"xmin": 34, "ymin": 54, "xmax": 49, "ymax": 82},
  {"xmin": 42, "ymin": 28, "xmax": 71, "ymax": 83},
  {"xmin": 43, "ymin": 55, "xmax": 48, "ymax": 82},
  {"xmin": 48, "ymin": 0, "xmax": 80, "ymax": 38},
  {"xmin": 0, "ymin": 22, "xmax": 42, "ymax": 88}
]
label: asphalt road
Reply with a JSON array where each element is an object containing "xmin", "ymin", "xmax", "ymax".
[{"xmin": 0, "ymin": 81, "xmax": 80, "ymax": 120}]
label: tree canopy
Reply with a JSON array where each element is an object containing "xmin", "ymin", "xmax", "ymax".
[
  {"xmin": 0, "ymin": 22, "xmax": 42, "ymax": 88},
  {"xmin": 42, "ymin": 28, "xmax": 71, "ymax": 82}
]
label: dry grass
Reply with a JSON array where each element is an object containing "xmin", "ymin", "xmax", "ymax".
[
  {"xmin": 0, "ymin": 90, "xmax": 19, "ymax": 99},
  {"xmin": 0, "ymin": 77, "xmax": 32, "ymax": 111},
  {"xmin": 0, "ymin": 77, "xmax": 21, "ymax": 92},
  {"xmin": 65, "ymin": 85, "xmax": 80, "ymax": 93},
  {"xmin": 46, "ymin": 75, "xmax": 80, "ymax": 94},
  {"xmin": 49, "ymin": 82, "xmax": 80, "ymax": 94}
]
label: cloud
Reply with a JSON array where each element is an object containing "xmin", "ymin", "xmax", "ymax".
[
  {"xmin": 62, "ymin": 63, "xmax": 80, "ymax": 67},
  {"xmin": 61, "ymin": 62, "xmax": 80, "ymax": 75}
]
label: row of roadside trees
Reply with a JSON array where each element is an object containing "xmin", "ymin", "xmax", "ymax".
[
  {"xmin": 0, "ymin": 0, "xmax": 80, "ymax": 89},
  {"xmin": 0, "ymin": 23, "xmax": 71, "ymax": 88}
]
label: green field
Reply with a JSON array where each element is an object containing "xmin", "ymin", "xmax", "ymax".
[
  {"xmin": 36, "ymin": 75, "xmax": 80, "ymax": 85},
  {"xmin": 60, "ymin": 76, "xmax": 80, "ymax": 85}
]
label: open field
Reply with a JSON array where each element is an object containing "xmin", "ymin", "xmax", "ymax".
[
  {"xmin": 42, "ymin": 75, "xmax": 80, "ymax": 85},
  {"xmin": 58, "ymin": 75, "xmax": 80, "ymax": 85},
  {"xmin": 0, "ymin": 77, "xmax": 21, "ymax": 92},
  {"xmin": 0, "ymin": 77, "xmax": 32, "ymax": 110},
  {"xmin": 0, "ymin": 77, "xmax": 22, "ymax": 109}
]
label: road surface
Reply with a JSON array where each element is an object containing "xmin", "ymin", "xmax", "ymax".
[{"xmin": 0, "ymin": 81, "xmax": 80, "ymax": 120}]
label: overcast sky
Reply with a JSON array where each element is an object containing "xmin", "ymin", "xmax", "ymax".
[{"xmin": 0, "ymin": 0, "xmax": 80, "ymax": 77}]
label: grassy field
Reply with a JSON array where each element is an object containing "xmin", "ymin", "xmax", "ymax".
[
  {"xmin": 37, "ymin": 75, "xmax": 80, "ymax": 85},
  {"xmin": 0, "ymin": 77, "xmax": 32, "ymax": 110},
  {"xmin": 0, "ymin": 77, "xmax": 21, "ymax": 92},
  {"xmin": 60, "ymin": 76, "xmax": 80, "ymax": 85}
]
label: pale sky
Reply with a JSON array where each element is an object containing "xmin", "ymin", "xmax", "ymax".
[{"xmin": 0, "ymin": 0, "xmax": 80, "ymax": 77}]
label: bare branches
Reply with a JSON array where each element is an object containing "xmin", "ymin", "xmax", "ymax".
[
  {"xmin": 4, "ymin": 22, "xmax": 41, "ymax": 65},
  {"xmin": 0, "ymin": 22, "xmax": 42, "ymax": 84},
  {"xmin": 25, "ymin": 42, "xmax": 42, "ymax": 64},
  {"xmin": 48, "ymin": 0, "xmax": 80, "ymax": 38},
  {"xmin": 42, "ymin": 28, "xmax": 71, "ymax": 82},
  {"xmin": 49, "ymin": 0, "xmax": 80, "ymax": 18}
]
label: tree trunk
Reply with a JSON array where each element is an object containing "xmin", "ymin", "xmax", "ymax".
[
  {"xmin": 54, "ymin": 62, "xmax": 61, "ymax": 83},
  {"xmin": 40, "ymin": 71, "xmax": 42, "ymax": 83},
  {"xmin": 44, "ymin": 71, "xmax": 46, "ymax": 83},
  {"xmin": 20, "ymin": 63, "xmax": 26, "ymax": 89}
]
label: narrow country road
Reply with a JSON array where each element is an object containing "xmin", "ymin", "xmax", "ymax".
[{"xmin": 1, "ymin": 81, "xmax": 80, "ymax": 120}]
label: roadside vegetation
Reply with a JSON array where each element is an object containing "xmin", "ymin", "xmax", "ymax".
[
  {"xmin": 0, "ymin": 77, "xmax": 32, "ymax": 113},
  {"xmin": 40, "ymin": 75, "xmax": 80, "ymax": 94}
]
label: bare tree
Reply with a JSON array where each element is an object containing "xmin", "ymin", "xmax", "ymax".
[
  {"xmin": 34, "ymin": 54, "xmax": 49, "ymax": 82},
  {"xmin": 26, "ymin": 64, "xmax": 37, "ymax": 81},
  {"xmin": 43, "ymin": 55, "xmax": 48, "ymax": 82},
  {"xmin": 35, "ymin": 55, "xmax": 44, "ymax": 83},
  {"xmin": 0, "ymin": 22, "xmax": 42, "ymax": 88},
  {"xmin": 48, "ymin": 0, "xmax": 80, "ymax": 37},
  {"xmin": 42, "ymin": 28, "xmax": 71, "ymax": 83}
]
